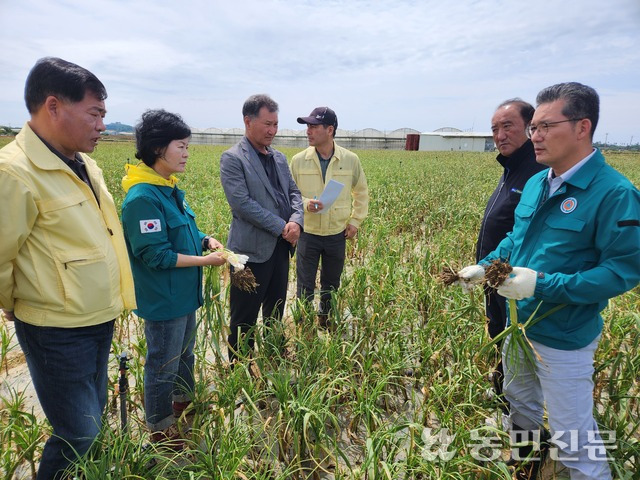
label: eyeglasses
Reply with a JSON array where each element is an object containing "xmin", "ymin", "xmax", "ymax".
[{"xmin": 526, "ymin": 118, "xmax": 583, "ymax": 139}]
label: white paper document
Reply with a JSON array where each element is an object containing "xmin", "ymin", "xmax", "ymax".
[{"xmin": 316, "ymin": 179, "xmax": 344, "ymax": 213}]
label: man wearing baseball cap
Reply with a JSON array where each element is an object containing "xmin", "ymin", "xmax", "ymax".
[{"xmin": 290, "ymin": 107, "xmax": 369, "ymax": 329}]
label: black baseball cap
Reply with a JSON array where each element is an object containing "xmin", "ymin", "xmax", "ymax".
[{"xmin": 297, "ymin": 107, "xmax": 338, "ymax": 130}]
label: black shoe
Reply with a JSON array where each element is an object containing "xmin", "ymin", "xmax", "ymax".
[
  {"xmin": 508, "ymin": 425, "xmax": 550, "ymax": 480},
  {"xmin": 317, "ymin": 313, "xmax": 331, "ymax": 329},
  {"xmin": 490, "ymin": 360, "xmax": 510, "ymax": 414}
]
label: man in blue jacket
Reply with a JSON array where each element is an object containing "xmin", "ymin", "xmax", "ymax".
[{"xmin": 459, "ymin": 82, "xmax": 640, "ymax": 479}]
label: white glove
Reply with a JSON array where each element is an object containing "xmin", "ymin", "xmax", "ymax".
[
  {"xmin": 497, "ymin": 267, "xmax": 537, "ymax": 300},
  {"xmin": 456, "ymin": 264, "xmax": 485, "ymax": 293}
]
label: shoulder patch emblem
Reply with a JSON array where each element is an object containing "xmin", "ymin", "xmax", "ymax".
[
  {"xmin": 140, "ymin": 219, "xmax": 162, "ymax": 233},
  {"xmin": 560, "ymin": 197, "xmax": 577, "ymax": 214}
]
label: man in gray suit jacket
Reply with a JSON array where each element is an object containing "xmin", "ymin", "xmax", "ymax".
[{"xmin": 220, "ymin": 94, "xmax": 303, "ymax": 363}]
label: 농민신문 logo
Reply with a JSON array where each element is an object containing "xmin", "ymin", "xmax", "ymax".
[{"xmin": 418, "ymin": 426, "xmax": 616, "ymax": 463}]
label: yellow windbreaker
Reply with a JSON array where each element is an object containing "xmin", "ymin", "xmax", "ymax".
[
  {"xmin": 0, "ymin": 123, "xmax": 136, "ymax": 327},
  {"xmin": 290, "ymin": 143, "xmax": 369, "ymax": 236}
]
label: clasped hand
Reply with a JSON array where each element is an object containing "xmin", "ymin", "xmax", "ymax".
[{"xmin": 282, "ymin": 222, "xmax": 301, "ymax": 246}]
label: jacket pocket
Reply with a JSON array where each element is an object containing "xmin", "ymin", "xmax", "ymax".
[
  {"xmin": 331, "ymin": 169, "xmax": 353, "ymax": 198},
  {"xmin": 38, "ymin": 192, "xmax": 106, "ymax": 247},
  {"xmin": 39, "ymin": 191, "xmax": 87, "ymax": 213},
  {"xmin": 55, "ymin": 248, "xmax": 116, "ymax": 314},
  {"xmin": 330, "ymin": 205, "xmax": 351, "ymax": 227},
  {"xmin": 296, "ymin": 169, "xmax": 321, "ymax": 197},
  {"xmin": 543, "ymin": 215, "xmax": 596, "ymax": 270},
  {"xmin": 165, "ymin": 211, "xmax": 193, "ymax": 254},
  {"xmin": 331, "ymin": 169, "xmax": 353, "ymax": 185},
  {"xmin": 544, "ymin": 215, "xmax": 586, "ymax": 232},
  {"xmin": 514, "ymin": 202, "xmax": 536, "ymax": 222},
  {"xmin": 165, "ymin": 212, "xmax": 189, "ymax": 229}
]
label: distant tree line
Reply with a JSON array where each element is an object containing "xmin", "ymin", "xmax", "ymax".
[
  {"xmin": 0, "ymin": 123, "xmax": 135, "ymax": 136},
  {"xmin": 594, "ymin": 142, "xmax": 639, "ymax": 152},
  {"xmin": 105, "ymin": 122, "xmax": 134, "ymax": 133}
]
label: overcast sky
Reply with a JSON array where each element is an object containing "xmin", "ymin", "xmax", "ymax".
[{"xmin": 1, "ymin": 0, "xmax": 639, "ymax": 144}]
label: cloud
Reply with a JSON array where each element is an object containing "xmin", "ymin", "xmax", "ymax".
[{"xmin": 1, "ymin": 0, "xmax": 638, "ymax": 143}]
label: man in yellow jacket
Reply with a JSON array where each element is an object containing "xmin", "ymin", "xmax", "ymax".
[
  {"xmin": 291, "ymin": 107, "xmax": 369, "ymax": 328},
  {"xmin": 0, "ymin": 57, "xmax": 136, "ymax": 479}
]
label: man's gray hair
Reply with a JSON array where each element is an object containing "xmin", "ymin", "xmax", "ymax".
[
  {"xmin": 495, "ymin": 98, "xmax": 534, "ymax": 125},
  {"xmin": 242, "ymin": 94, "xmax": 279, "ymax": 118},
  {"xmin": 536, "ymin": 82, "xmax": 599, "ymax": 139}
]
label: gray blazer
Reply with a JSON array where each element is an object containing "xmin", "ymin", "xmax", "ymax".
[{"xmin": 220, "ymin": 136, "xmax": 303, "ymax": 263}]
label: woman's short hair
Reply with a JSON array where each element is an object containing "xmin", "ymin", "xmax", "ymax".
[{"xmin": 134, "ymin": 109, "xmax": 191, "ymax": 167}]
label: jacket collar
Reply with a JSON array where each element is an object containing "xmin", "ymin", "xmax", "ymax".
[
  {"xmin": 240, "ymin": 136, "xmax": 280, "ymax": 203},
  {"xmin": 16, "ymin": 122, "xmax": 104, "ymax": 205},
  {"xmin": 241, "ymin": 135, "xmax": 277, "ymax": 158},
  {"xmin": 562, "ymin": 148, "xmax": 604, "ymax": 190},
  {"xmin": 17, "ymin": 122, "xmax": 79, "ymax": 171},
  {"xmin": 304, "ymin": 141, "xmax": 340, "ymax": 162},
  {"xmin": 496, "ymin": 139, "xmax": 534, "ymax": 171},
  {"xmin": 121, "ymin": 162, "xmax": 178, "ymax": 194}
]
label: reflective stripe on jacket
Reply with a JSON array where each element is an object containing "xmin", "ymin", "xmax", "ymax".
[{"xmin": 482, "ymin": 149, "xmax": 640, "ymax": 350}]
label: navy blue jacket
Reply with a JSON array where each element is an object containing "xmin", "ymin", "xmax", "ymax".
[{"xmin": 476, "ymin": 140, "xmax": 546, "ymax": 261}]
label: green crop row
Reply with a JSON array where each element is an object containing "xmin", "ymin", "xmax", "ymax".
[{"xmin": 1, "ymin": 137, "xmax": 639, "ymax": 479}]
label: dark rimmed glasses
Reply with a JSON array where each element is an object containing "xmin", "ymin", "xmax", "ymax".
[{"xmin": 526, "ymin": 118, "xmax": 584, "ymax": 139}]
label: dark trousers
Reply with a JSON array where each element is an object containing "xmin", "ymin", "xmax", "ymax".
[
  {"xmin": 484, "ymin": 286, "xmax": 507, "ymax": 340},
  {"xmin": 14, "ymin": 318, "xmax": 114, "ymax": 480},
  {"xmin": 484, "ymin": 286, "xmax": 509, "ymax": 412},
  {"xmin": 228, "ymin": 239, "xmax": 290, "ymax": 361},
  {"xmin": 296, "ymin": 231, "xmax": 346, "ymax": 315}
]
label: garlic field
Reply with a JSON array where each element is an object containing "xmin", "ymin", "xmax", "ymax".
[{"xmin": 1, "ymin": 139, "xmax": 639, "ymax": 479}]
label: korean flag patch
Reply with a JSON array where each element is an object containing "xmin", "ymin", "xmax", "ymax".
[{"xmin": 140, "ymin": 219, "xmax": 162, "ymax": 233}]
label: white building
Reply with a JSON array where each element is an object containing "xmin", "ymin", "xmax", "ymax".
[{"xmin": 419, "ymin": 127, "xmax": 494, "ymax": 152}]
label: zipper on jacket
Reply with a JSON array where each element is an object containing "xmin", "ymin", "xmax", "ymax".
[{"xmin": 478, "ymin": 171, "xmax": 508, "ymax": 257}]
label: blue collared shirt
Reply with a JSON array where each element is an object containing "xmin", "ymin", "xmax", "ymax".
[{"xmin": 547, "ymin": 148, "xmax": 596, "ymax": 197}]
